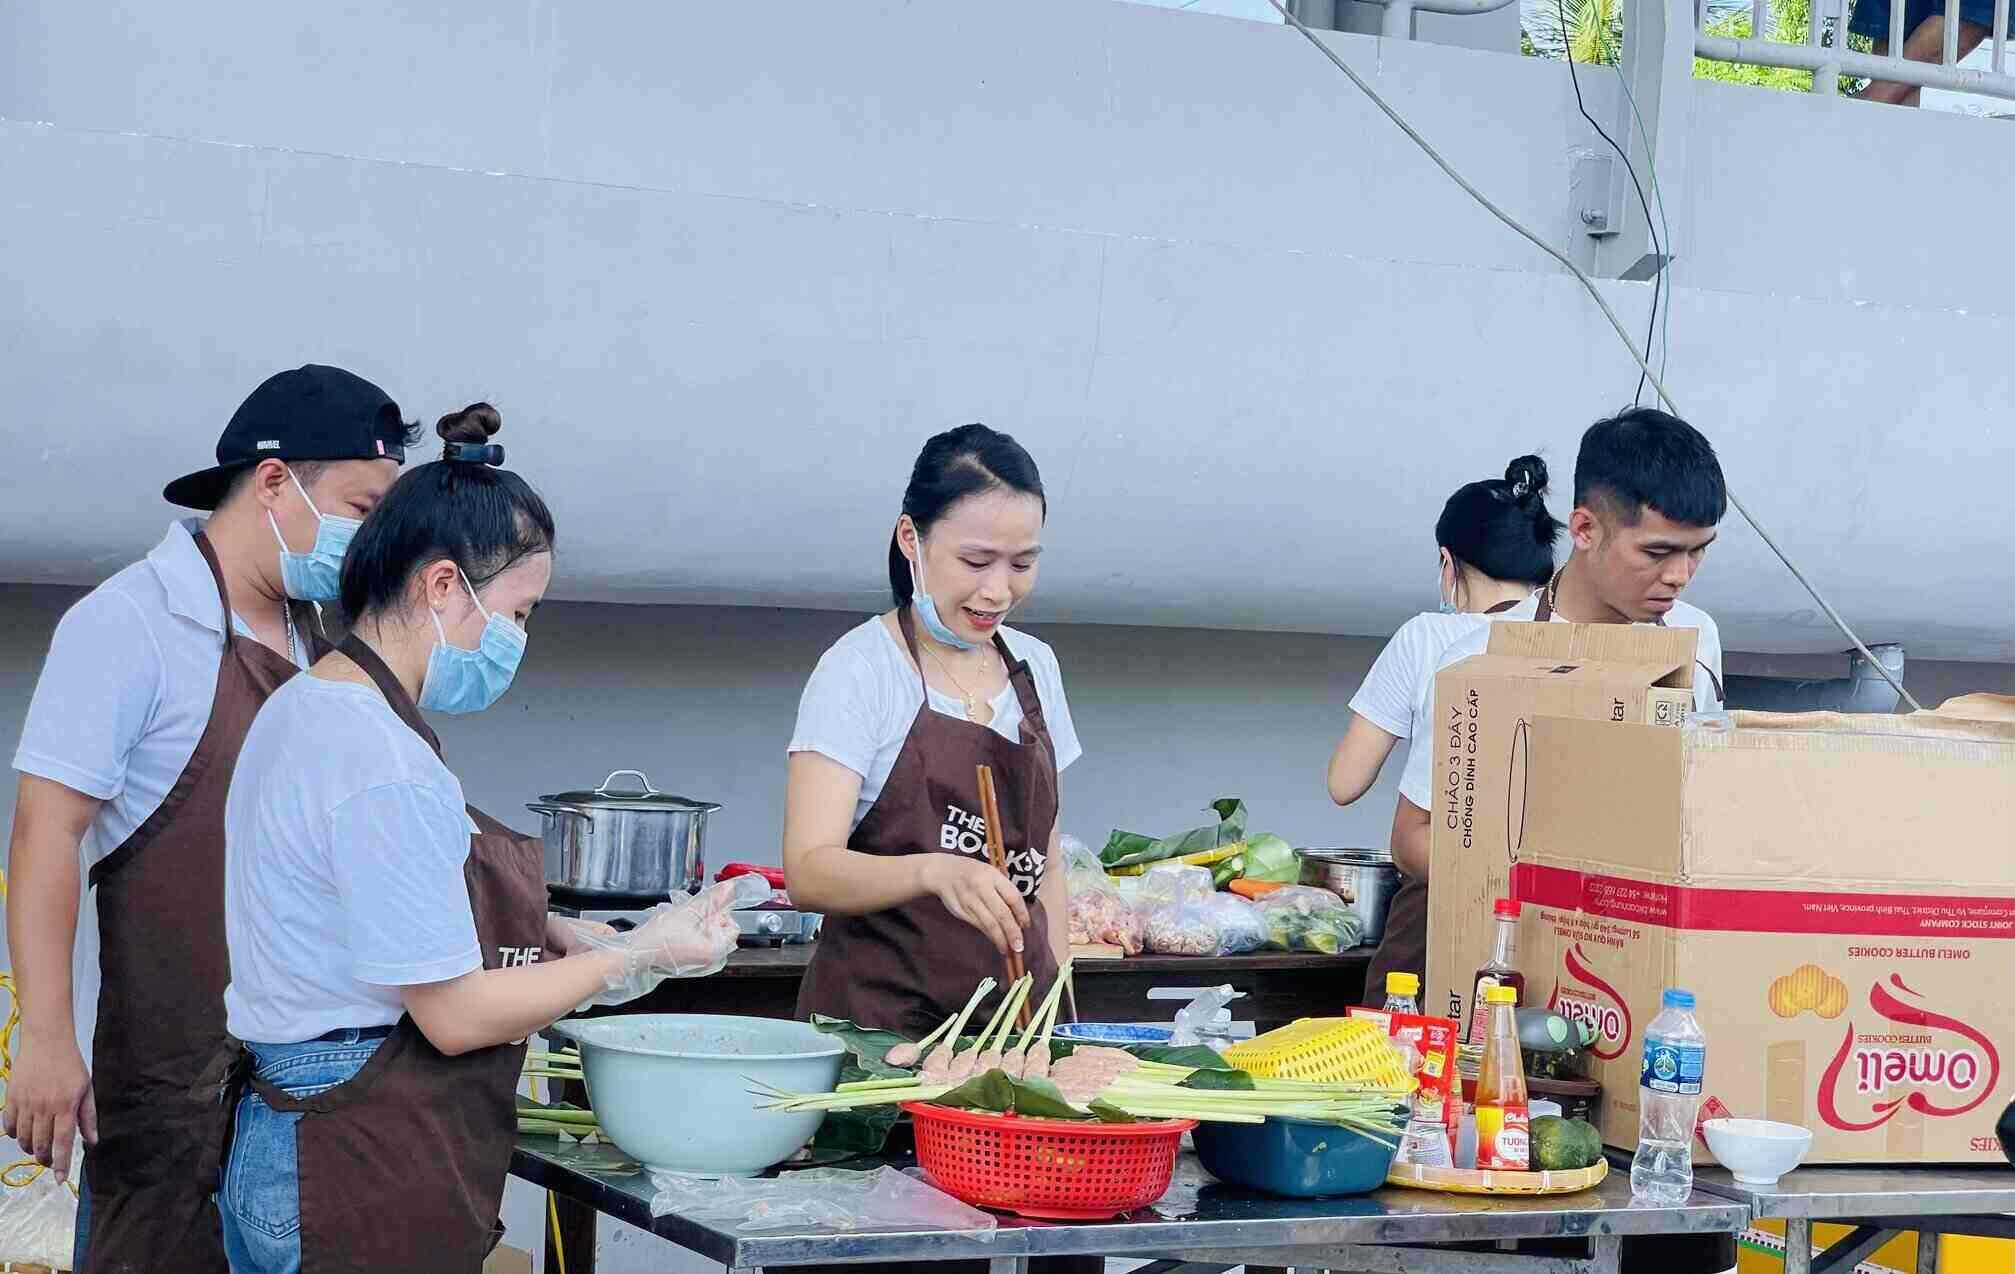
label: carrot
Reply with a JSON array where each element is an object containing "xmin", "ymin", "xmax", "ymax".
[{"xmin": 1228, "ymin": 878, "xmax": 1286, "ymax": 900}]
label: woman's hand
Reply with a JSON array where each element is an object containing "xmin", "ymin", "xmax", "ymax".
[
  {"xmin": 544, "ymin": 915, "xmax": 616, "ymax": 957},
  {"xmin": 917, "ymin": 855, "xmax": 1029, "ymax": 956}
]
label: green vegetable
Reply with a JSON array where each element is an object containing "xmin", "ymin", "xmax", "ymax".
[
  {"xmin": 1211, "ymin": 855, "xmax": 1244, "ymax": 889},
  {"xmin": 1241, "ymin": 833, "xmax": 1299, "ymax": 884},
  {"xmin": 1531, "ymin": 1115, "xmax": 1604, "ymax": 1169},
  {"xmin": 809, "ymin": 1015, "xmax": 917, "ymax": 1078},
  {"xmin": 1100, "ymin": 799, "xmax": 1248, "ymax": 870}
]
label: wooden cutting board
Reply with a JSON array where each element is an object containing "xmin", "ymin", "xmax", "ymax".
[{"xmin": 1069, "ymin": 942, "xmax": 1126, "ymax": 960}]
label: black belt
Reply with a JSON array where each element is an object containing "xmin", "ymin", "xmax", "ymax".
[{"xmin": 310, "ymin": 1025, "xmax": 397, "ymax": 1042}]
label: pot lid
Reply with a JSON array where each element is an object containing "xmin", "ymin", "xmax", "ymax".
[
  {"xmin": 538, "ymin": 769, "xmax": 722, "ymax": 812},
  {"xmin": 1296, "ymin": 847, "xmax": 1395, "ymax": 865}
]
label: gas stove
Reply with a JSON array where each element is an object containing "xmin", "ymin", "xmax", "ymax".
[{"xmin": 546, "ymin": 884, "xmax": 821, "ymax": 947}]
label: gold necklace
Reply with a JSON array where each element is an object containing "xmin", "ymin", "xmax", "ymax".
[{"xmin": 922, "ymin": 640, "xmax": 999, "ymax": 720}]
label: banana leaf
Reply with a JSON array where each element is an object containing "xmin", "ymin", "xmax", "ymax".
[
  {"xmin": 928, "ymin": 1068, "xmax": 1137, "ymax": 1123},
  {"xmin": 809, "ymin": 1015, "xmax": 914, "ymax": 1078},
  {"xmin": 1179, "ymin": 1067, "xmax": 1257, "ymax": 1091},
  {"xmin": 1099, "ymin": 799, "xmax": 1249, "ymax": 870},
  {"xmin": 1241, "ymin": 833, "xmax": 1300, "ymax": 884},
  {"xmin": 1133, "ymin": 1044, "xmax": 1237, "ymax": 1070}
]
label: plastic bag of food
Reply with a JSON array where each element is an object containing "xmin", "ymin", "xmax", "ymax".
[
  {"xmin": 648, "ymin": 1165, "xmax": 997, "ymax": 1234},
  {"xmin": 1139, "ymin": 865, "xmax": 1217, "ymax": 956},
  {"xmin": 1064, "ymin": 835, "xmax": 1142, "ymax": 955},
  {"xmin": 0, "ymin": 1164, "xmax": 79, "ymax": 1270},
  {"xmin": 1255, "ymin": 885, "xmax": 1362, "ymax": 954},
  {"xmin": 1204, "ymin": 893, "xmax": 1267, "ymax": 955}
]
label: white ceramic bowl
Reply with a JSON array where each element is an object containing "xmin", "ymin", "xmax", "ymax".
[
  {"xmin": 550, "ymin": 1014, "xmax": 844, "ymax": 1177},
  {"xmin": 1702, "ymin": 1118, "xmax": 1813, "ymax": 1186}
]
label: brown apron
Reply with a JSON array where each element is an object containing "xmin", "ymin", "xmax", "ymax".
[
  {"xmin": 796, "ymin": 611, "xmax": 1088, "ymax": 1274},
  {"xmin": 798, "ymin": 608, "xmax": 1062, "ymax": 1038},
  {"xmin": 236, "ymin": 634, "xmax": 548, "ymax": 1273},
  {"xmin": 82, "ymin": 531, "xmax": 324, "ymax": 1274}
]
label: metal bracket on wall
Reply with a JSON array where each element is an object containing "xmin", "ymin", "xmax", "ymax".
[{"xmin": 1571, "ymin": 149, "xmax": 1619, "ymax": 236}]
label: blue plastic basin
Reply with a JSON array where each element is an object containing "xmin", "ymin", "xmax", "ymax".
[{"xmin": 1193, "ymin": 1116, "xmax": 1399, "ymax": 1198}]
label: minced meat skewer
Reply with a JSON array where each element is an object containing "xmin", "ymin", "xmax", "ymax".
[{"xmin": 918, "ymin": 977, "xmax": 996, "ymax": 1085}]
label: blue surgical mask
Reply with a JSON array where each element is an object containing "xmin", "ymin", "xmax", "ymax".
[
  {"xmin": 267, "ymin": 469, "xmax": 360, "ymax": 602},
  {"xmin": 418, "ymin": 571, "xmax": 527, "ymax": 715},
  {"xmin": 909, "ymin": 546, "xmax": 980, "ymax": 651},
  {"xmin": 1438, "ymin": 579, "xmax": 1459, "ymax": 616}
]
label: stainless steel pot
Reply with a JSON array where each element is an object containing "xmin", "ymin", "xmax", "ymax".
[
  {"xmin": 528, "ymin": 770, "xmax": 718, "ymax": 898},
  {"xmin": 1295, "ymin": 848, "xmax": 1402, "ymax": 946}
]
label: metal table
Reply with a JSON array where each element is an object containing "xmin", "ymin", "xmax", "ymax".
[
  {"xmin": 513, "ymin": 1136, "xmax": 1745, "ymax": 1273},
  {"xmin": 1694, "ymin": 1166, "xmax": 2015, "ymax": 1274}
]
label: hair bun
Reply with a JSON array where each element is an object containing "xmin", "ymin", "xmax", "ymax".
[
  {"xmin": 1503, "ymin": 454, "xmax": 1549, "ymax": 502},
  {"xmin": 436, "ymin": 402, "xmax": 502, "ymax": 447}
]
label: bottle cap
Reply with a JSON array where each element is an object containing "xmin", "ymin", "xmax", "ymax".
[
  {"xmin": 1493, "ymin": 898, "xmax": 1522, "ymax": 918},
  {"xmin": 1485, "ymin": 985, "xmax": 1517, "ymax": 1005},
  {"xmin": 1663, "ymin": 988, "xmax": 1695, "ymax": 1010},
  {"xmin": 1386, "ymin": 972, "xmax": 1420, "ymax": 996}
]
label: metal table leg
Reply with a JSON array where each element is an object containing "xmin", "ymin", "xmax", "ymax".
[
  {"xmin": 1815, "ymin": 1226, "xmax": 1901, "ymax": 1274},
  {"xmin": 1917, "ymin": 1231, "xmax": 1940, "ymax": 1274},
  {"xmin": 1785, "ymin": 1218, "xmax": 1814, "ymax": 1274},
  {"xmin": 548, "ymin": 1189, "xmax": 597, "ymax": 1274},
  {"xmin": 986, "ymin": 1260, "xmax": 1030, "ymax": 1274}
]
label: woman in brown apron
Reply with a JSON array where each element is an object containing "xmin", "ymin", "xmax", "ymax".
[
  {"xmin": 1335, "ymin": 456, "xmax": 1559, "ymax": 1007},
  {"xmin": 215, "ymin": 408, "xmax": 739, "ymax": 1273},
  {"xmin": 785, "ymin": 425, "xmax": 1092, "ymax": 1274}
]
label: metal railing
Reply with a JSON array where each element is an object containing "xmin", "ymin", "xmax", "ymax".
[{"xmin": 1696, "ymin": 0, "xmax": 2015, "ymax": 99}]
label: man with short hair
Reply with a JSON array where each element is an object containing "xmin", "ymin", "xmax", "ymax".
[
  {"xmin": 4, "ymin": 366, "xmax": 414, "ymax": 1273},
  {"xmin": 1386, "ymin": 405, "xmax": 1734, "ymax": 1273}
]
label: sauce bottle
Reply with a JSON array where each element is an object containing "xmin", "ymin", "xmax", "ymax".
[
  {"xmin": 1465, "ymin": 898, "xmax": 1526, "ymax": 1045},
  {"xmin": 1382, "ymin": 971, "xmax": 1421, "ymax": 1015},
  {"xmin": 1474, "ymin": 984, "xmax": 1530, "ymax": 1170}
]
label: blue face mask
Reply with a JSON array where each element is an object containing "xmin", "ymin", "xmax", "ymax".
[
  {"xmin": 268, "ymin": 469, "xmax": 360, "ymax": 603},
  {"xmin": 909, "ymin": 545, "xmax": 980, "ymax": 651},
  {"xmin": 1437, "ymin": 554, "xmax": 1459, "ymax": 615},
  {"xmin": 418, "ymin": 571, "xmax": 527, "ymax": 715}
]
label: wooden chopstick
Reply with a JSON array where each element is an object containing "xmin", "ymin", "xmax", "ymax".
[{"xmin": 975, "ymin": 764, "xmax": 1033, "ymax": 1031}]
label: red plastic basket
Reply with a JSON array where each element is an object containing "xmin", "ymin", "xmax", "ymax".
[{"xmin": 901, "ymin": 1102, "xmax": 1195, "ymax": 1220}]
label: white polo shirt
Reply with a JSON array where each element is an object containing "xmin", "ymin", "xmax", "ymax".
[
  {"xmin": 1396, "ymin": 593, "xmax": 1724, "ymax": 810},
  {"xmin": 11, "ymin": 519, "xmax": 307, "ymax": 1059}
]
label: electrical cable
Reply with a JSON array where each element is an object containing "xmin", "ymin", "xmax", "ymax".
[
  {"xmin": 1611, "ymin": 53, "xmax": 1676, "ymax": 386},
  {"xmin": 1551, "ymin": 0, "xmax": 1666, "ymax": 405},
  {"xmin": 1261, "ymin": 0, "xmax": 1921, "ymax": 710}
]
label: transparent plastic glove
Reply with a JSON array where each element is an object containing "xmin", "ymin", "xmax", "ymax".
[{"xmin": 575, "ymin": 875, "xmax": 767, "ymax": 1008}]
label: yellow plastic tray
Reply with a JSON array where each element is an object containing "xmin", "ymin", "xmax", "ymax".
[
  {"xmin": 1385, "ymin": 1157, "xmax": 1609, "ymax": 1196},
  {"xmin": 1222, "ymin": 1017, "xmax": 1413, "ymax": 1089}
]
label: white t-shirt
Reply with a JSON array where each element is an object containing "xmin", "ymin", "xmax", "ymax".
[
  {"xmin": 11, "ymin": 519, "xmax": 309, "ymax": 1060},
  {"xmin": 789, "ymin": 616, "xmax": 1083, "ymax": 830},
  {"xmin": 1396, "ymin": 592, "xmax": 1725, "ymax": 809},
  {"xmin": 1348, "ymin": 612, "xmax": 1499, "ymax": 740},
  {"xmin": 224, "ymin": 674, "xmax": 482, "ymax": 1044}
]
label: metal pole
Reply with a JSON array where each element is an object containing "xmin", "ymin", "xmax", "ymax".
[
  {"xmin": 1993, "ymin": 0, "xmax": 2010, "ymax": 69},
  {"xmin": 1892, "ymin": 0, "xmax": 1909, "ymax": 58},
  {"xmin": 1944, "ymin": 0, "xmax": 1963, "ymax": 60},
  {"xmin": 1752, "ymin": 0, "xmax": 1771, "ymax": 38},
  {"xmin": 1918, "ymin": 1231, "xmax": 1941, "ymax": 1274},
  {"xmin": 1785, "ymin": 1218, "xmax": 1815, "ymax": 1274}
]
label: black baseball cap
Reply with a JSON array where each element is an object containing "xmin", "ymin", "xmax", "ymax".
[{"xmin": 163, "ymin": 364, "xmax": 413, "ymax": 510}]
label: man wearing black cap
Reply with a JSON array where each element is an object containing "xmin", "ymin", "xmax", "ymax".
[{"xmin": 4, "ymin": 366, "xmax": 415, "ymax": 1273}]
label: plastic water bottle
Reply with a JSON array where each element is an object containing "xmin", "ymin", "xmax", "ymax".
[{"xmin": 1631, "ymin": 988, "xmax": 1706, "ymax": 1205}]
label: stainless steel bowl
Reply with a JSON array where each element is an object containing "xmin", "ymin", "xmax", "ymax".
[
  {"xmin": 1295, "ymin": 848, "xmax": 1402, "ymax": 946},
  {"xmin": 529, "ymin": 770, "xmax": 717, "ymax": 899}
]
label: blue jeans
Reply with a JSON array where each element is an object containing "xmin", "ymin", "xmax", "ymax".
[
  {"xmin": 219, "ymin": 1032, "xmax": 384, "ymax": 1274},
  {"xmin": 71, "ymin": 1162, "xmax": 89, "ymax": 1272}
]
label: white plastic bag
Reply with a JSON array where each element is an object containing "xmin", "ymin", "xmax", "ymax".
[
  {"xmin": 1138, "ymin": 866, "xmax": 1218, "ymax": 956},
  {"xmin": 0, "ymin": 1166, "xmax": 79, "ymax": 1270},
  {"xmin": 647, "ymin": 1166, "xmax": 996, "ymax": 1235},
  {"xmin": 1064, "ymin": 836, "xmax": 1141, "ymax": 955}
]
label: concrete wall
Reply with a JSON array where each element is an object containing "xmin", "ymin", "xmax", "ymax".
[{"xmin": 3, "ymin": 0, "xmax": 2013, "ymax": 660}]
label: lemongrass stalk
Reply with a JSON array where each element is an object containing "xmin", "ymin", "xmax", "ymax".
[
  {"xmin": 965, "ymin": 978, "xmax": 1023, "ymax": 1058},
  {"xmin": 1014, "ymin": 961, "xmax": 1074, "ymax": 1054},
  {"xmin": 888, "ymin": 1000, "xmax": 965, "ymax": 1067},
  {"xmin": 1035, "ymin": 965, "xmax": 1070, "ymax": 1055},
  {"xmin": 929, "ymin": 977, "xmax": 996, "ymax": 1063},
  {"xmin": 519, "ymin": 1119, "xmax": 596, "ymax": 1136},
  {"xmin": 991, "ymin": 976, "xmax": 1034, "ymax": 1049},
  {"xmin": 836, "ymin": 1076, "xmax": 929, "ymax": 1092},
  {"xmin": 517, "ymin": 1106, "xmax": 599, "ymax": 1126}
]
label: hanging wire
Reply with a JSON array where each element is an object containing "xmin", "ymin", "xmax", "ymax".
[{"xmin": 1262, "ymin": 0, "xmax": 1919, "ymax": 710}]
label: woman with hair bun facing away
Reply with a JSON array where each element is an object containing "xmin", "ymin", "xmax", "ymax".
[
  {"xmin": 215, "ymin": 405, "xmax": 744, "ymax": 1272},
  {"xmin": 1329, "ymin": 455, "xmax": 1561, "ymax": 1005}
]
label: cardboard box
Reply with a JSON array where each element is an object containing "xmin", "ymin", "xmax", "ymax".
[
  {"xmin": 1516, "ymin": 709, "xmax": 2015, "ymax": 1164},
  {"xmin": 483, "ymin": 1245, "xmax": 533, "ymax": 1274},
  {"xmin": 1423, "ymin": 622, "xmax": 1698, "ymax": 1028}
]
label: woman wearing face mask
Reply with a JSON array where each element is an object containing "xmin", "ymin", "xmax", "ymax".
[
  {"xmin": 785, "ymin": 425, "xmax": 1091, "ymax": 1274},
  {"xmin": 215, "ymin": 405, "xmax": 743, "ymax": 1272},
  {"xmin": 1328, "ymin": 455, "xmax": 1559, "ymax": 1005}
]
